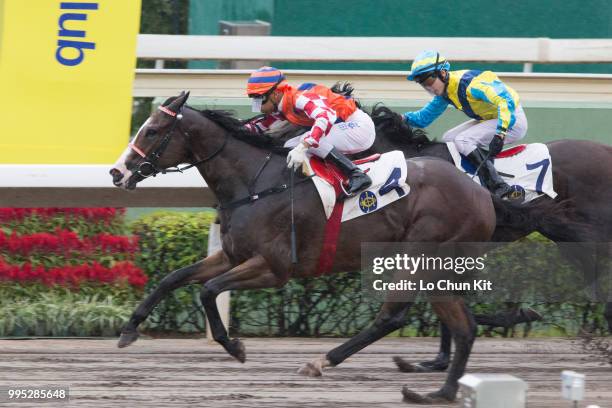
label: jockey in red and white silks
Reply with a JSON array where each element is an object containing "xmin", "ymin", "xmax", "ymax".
[{"xmin": 245, "ymin": 67, "xmax": 374, "ymax": 196}]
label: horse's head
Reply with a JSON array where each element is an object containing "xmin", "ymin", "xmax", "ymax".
[{"xmin": 110, "ymin": 91, "xmax": 192, "ymax": 190}]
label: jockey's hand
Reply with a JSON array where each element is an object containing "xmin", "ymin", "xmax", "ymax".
[
  {"xmin": 243, "ymin": 122, "xmax": 259, "ymax": 134},
  {"xmin": 287, "ymin": 143, "xmax": 309, "ymax": 171},
  {"xmin": 488, "ymin": 134, "xmax": 505, "ymax": 157}
]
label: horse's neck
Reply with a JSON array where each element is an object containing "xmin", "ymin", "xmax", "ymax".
[
  {"xmin": 377, "ymin": 136, "xmax": 453, "ymax": 162},
  {"xmin": 190, "ymin": 127, "xmax": 283, "ymax": 205},
  {"xmin": 418, "ymin": 142, "xmax": 453, "ymax": 162}
]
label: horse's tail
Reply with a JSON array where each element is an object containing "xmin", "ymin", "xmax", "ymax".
[{"xmin": 492, "ymin": 196, "xmax": 594, "ymax": 242}]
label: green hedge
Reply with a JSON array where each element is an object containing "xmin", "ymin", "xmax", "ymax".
[{"xmin": 130, "ymin": 210, "xmax": 216, "ymax": 333}]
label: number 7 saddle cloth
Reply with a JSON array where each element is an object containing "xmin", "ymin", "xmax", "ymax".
[{"xmin": 447, "ymin": 142, "xmax": 557, "ymax": 203}]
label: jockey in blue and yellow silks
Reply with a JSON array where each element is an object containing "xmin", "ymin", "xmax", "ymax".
[{"xmin": 403, "ymin": 50, "xmax": 528, "ymax": 200}]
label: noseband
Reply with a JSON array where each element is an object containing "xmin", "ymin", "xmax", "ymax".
[{"xmin": 129, "ymin": 105, "xmax": 228, "ymax": 178}]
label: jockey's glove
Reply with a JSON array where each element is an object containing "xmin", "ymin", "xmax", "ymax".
[{"xmin": 287, "ymin": 143, "xmax": 309, "ymax": 171}]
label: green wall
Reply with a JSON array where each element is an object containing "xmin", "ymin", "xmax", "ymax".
[
  {"xmin": 188, "ymin": 0, "xmax": 273, "ymax": 68},
  {"xmin": 189, "ymin": 0, "xmax": 612, "ymax": 73},
  {"xmin": 184, "ymin": 1, "xmax": 611, "ymax": 146}
]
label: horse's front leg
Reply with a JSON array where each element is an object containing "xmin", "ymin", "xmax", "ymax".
[
  {"xmin": 200, "ymin": 254, "xmax": 285, "ymax": 363},
  {"xmin": 118, "ymin": 250, "xmax": 232, "ymax": 348}
]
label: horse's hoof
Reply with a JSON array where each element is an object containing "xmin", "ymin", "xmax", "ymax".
[
  {"xmin": 393, "ymin": 356, "xmax": 448, "ymax": 373},
  {"xmin": 394, "ymin": 356, "xmax": 419, "ymax": 373},
  {"xmin": 228, "ymin": 338, "xmax": 246, "ymax": 363},
  {"xmin": 401, "ymin": 386, "xmax": 455, "ymax": 404},
  {"xmin": 117, "ymin": 330, "xmax": 139, "ymax": 348},
  {"xmin": 417, "ymin": 359, "xmax": 449, "ymax": 372},
  {"xmin": 297, "ymin": 361, "xmax": 323, "ymax": 377},
  {"xmin": 425, "ymin": 389, "xmax": 456, "ymax": 403},
  {"xmin": 402, "ymin": 387, "xmax": 432, "ymax": 404}
]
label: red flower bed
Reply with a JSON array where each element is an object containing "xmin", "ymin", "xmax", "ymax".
[
  {"xmin": 0, "ymin": 258, "xmax": 147, "ymax": 288},
  {"xmin": 0, "ymin": 207, "xmax": 145, "ymax": 289},
  {"xmin": 0, "ymin": 208, "xmax": 124, "ymax": 223},
  {"xmin": 0, "ymin": 230, "xmax": 139, "ymax": 256}
]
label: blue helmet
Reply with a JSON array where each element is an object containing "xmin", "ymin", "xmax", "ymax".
[{"xmin": 407, "ymin": 50, "xmax": 451, "ymax": 81}]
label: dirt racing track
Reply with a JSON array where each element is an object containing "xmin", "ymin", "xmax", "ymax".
[{"xmin": 0, "ymin": 337, "xmax": 610, "ymax": 407}]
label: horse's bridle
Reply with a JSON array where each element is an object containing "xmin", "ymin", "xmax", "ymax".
[
  {"xmin": 129, "ymin": 105, "xmax": 228, "ymax": 178},
  {"xmin": 130, "ymin": 104, "xmax": 312, "ymax": 212}
]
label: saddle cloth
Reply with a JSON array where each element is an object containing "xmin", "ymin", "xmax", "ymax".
[
  {"xmin": 303, "ymin": 150, "xmax": 410, "ymax": 222},
  {"xmin": 447, "ymin": 142, "xmax": 557, "ymax": 202}
]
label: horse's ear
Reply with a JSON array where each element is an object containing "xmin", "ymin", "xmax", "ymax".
[{"xmin": 168, "ymin": 91, "xmax": 190, "ymax": 111}]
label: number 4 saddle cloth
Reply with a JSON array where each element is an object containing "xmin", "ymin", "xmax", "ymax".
[
  {"xmin": 303, "ymin": 150, "xmax": 410, "ymax": 222},
  {"xmin": 446, "ymin": 142, "xmax": 557, "ymax": 203}
]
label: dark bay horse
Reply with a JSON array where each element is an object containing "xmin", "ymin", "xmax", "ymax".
[
  {"xmin": 109, "ymin": 91, "xmax": 560, "ymax": 403},
  {"xmin": 365, "ymin": 104, "xmax": 612, "ymax": 373}
]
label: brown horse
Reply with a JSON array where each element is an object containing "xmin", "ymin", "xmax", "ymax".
[
  {"xmin": 364, "ymin": 104, "xmax": 612, "ymax": 373},
  {"xmin": 109, "ymin": 91, "xmax": 560, "ymax": 403},
  {"xmin": 232, "ymin": 87, "xmax": 604, "ymax": 381}
]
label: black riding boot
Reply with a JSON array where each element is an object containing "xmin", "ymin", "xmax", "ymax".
[
  {"xmin": 326, "ymin": 148, "xmax": 372, "ymax": 196},
  {"xmin": 467, "ymin": 148, "xmax": 513, "ymax": 199}
]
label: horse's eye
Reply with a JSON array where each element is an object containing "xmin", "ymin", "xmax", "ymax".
[{"xmin": 146, "ymin": 128, "xmax": 158, "ymax": 138}]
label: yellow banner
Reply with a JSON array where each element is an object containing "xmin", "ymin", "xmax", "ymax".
[{"xmin": 0, "ymin": 0, "xmax": 141, "ymax": 164}]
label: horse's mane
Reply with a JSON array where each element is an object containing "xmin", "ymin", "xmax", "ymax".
[
  {"xmin": 196, "ymin": 109, "xmax": 286, "ymax": 149},
  {"xmin": 330, "ymin": 82, "xmax": 362, "ymax": 109},
  {"xmin": 328, "ymin": 84, "xmax": 437, "ymax": 149},
  {"xmin": 370, "ymin": 103, "xmax": 437, "ymax": 148},
  {"xmin": 194, "ymin": 110, "xmax": 290, "ymax": 152},
  {"xmin": 160, "ymin": 96, "xmax": 288, "ymax": 152}
]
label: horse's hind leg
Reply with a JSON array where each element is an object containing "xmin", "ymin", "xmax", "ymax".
[
  {"xmin": 117, "ymin": 250, "xmax": 231, "ymax": 348},
  {"xmin": 298, "ymin": 301, "xmax": 414, "ymax": 377},
  {"xmin": 200, "ymin": 254, "xmax": 285, "ymax": 363},
  {"xmin": 473, "ymin": 303, "xmax": 542, "ymax": 327},
  {"xmin": 397, "ymin": 303, "xmax": 542, "ymax": 373},
  {"xmin": 402, "ymin": 299, "xmax": 476, "ymax": 404},
  {"xmin": 395, "ymin": 323, "xmax": 451, "ymax": 373}
]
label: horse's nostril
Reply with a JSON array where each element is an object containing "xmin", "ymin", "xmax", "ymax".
[{"xmin": 110, "ymin": 168, "xmax": 123, "ymax": 183}]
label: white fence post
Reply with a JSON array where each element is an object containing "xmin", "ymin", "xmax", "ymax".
[{"xmin": 206, "ymin": 219, "xmax": 230, "ymax": 343}]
